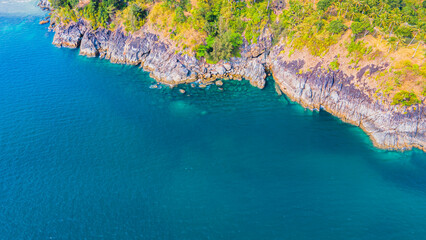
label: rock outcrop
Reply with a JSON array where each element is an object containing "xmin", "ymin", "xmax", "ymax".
[
  {"xmin": 37, "ymin": 0, "xmax": 51, "ymax": 10},
  {"xmin": 43, "ymin": 16, "xmax": 425, "ymax": 152},
  {"xmin": 52, "ymin": 20, "xmax": 87, "ymax": 48},
  {"xmin": 268, "ymin": 53, "xmax": 426, "ymax": 151},
  {"xmin": 50, "ymin": 20, "xmax": 267, "ymax": 87}
]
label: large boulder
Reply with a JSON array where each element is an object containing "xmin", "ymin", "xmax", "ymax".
[
  {"xmin": 80, "ymin": 31, "xmax": 99, "ymax": 57},
  {"xmin": 52, "ymin": 20, "xmax": 87, "ymax": 48}
]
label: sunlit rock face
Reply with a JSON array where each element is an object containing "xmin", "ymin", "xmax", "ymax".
[{"xmin": 46, "ymin": 7, "xmax": 425, "ymax": 152}]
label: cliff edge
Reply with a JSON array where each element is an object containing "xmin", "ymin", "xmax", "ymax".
[{"xmin": 43, "ymin": 14, "xmax": 425, "ymax": 151}]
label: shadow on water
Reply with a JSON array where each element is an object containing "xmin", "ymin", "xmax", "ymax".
[{"xmin": 365, "ymin": 149, "xmax": 426, "ymax": 195}]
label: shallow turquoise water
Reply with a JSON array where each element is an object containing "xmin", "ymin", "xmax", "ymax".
[{"xmin": 1, "ymin": 14, "xmax": 426, "ymax": 240}]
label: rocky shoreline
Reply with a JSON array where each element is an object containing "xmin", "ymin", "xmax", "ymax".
[{"xmin": 39, "ymin": 1, "xmax": 425, "ymax": 151}]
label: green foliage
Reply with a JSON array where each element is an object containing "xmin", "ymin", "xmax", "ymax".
[
  {"xmin": 68, "ymin": 0, "xmax": 78, "ymax": 7},
  {"xmin": 329, "ymin": 59, "xmax": 340, "ymax": 70},
  {"xmin": 395, "ymin": 25, "xmax": 413, "ymax": 38},
  {"xmin": 392, "ymin": 91, "xmax": 421, "ymax": 106},
  {"xmin": 208, "ymin": 30, "xmax": 242, "ymax": 62},
  {"xmin": 50, "ymin": 0, "xmax": 70, "ymax": 8},
  {"xmin": 292, "ymin": 32, "xmax": 338, "ymax": 56},
  {"xmin": 56, "ymin": 3, "xmax": 78, "ymax": 24},
  {"xmin": 199, "ymin": 17, "xmax": 243, "ymax": 63},
  {"xmin": 174, "ymin": 6, "xmax": 186, "ymax": 23},
  {"xmin": 351, "ymin": 22, "xmax": 365, "ymax": 35},
  {"xmin": 387, "ymin": 0, "xmax": 405, "ymax": 9},
  {"xmin": 317, "ymin": 0, "xmax": 334, "ymax": 12},
  {"xmin": 395, "ymin": 60, "xmax": 426, "ymax": 77},
  {"xmin": 315, "ymin": 20, "xmax": 325, "ymax": 32},
  {"xmin": 351, "ymin": 17, "xmax": 372, "ymax": 36},
  {"xmin": 195, "ymin": 44, "xmax": 208, "ymax": 58},
  {"xmin": 327, "ymin": 20, "xmax": 347, "ymax": 34},
  {"xmin": 52, "ymin": 0, "xmax": 426, "ymax": 63},
  {"xmin": 195, "ymin": 34, "xmax": 215, "ymax": 58},
  {"xmin": 123, "ymin": 4, "xmax": 148, "ymax": 32},
  {"xmin": 346, "ymin": 39, "xmax": 372, "ymax": 62},
  {"xmin": 77, "ymin": 0, "xmax": 128, "ymax": 29}
]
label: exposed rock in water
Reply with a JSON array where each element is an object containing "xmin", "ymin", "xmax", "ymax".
[
  {"xmin": 37, "ymin": 0, "xmax": 51, "ymax": 10},
  {"xmin": 274, "ymin": 83, "xmax": 282, "ymax": 96},
  {"xmin": 44, "ymin": 14, "xmax": 425, "ymax": 152},
  {"xmin": 216, "ymin": 80, "xmax": 223, "ymax": 86}
]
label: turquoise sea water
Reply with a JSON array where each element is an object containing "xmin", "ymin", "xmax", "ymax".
[{"xmin": 1, "ymin": 10, "xmax": 426, "ymax": 239}]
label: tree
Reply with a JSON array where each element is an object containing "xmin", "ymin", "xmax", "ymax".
[
  {"xmin": 317, "ymin": 0, "xmax": 334, "ymax": 12},
  {"xmin": 174, "ymin": 6, "xmax": 186, "ymax": 23},
  {"xmin": 351, "ymin": 17, "xmax": 371, "ymax": 36},
  {"xmin": 50, "ymin": 0, "xmax": 69, "ymax": 8},
  {"xmin": 387, "ymin": 0, "xmax": 405, "ymax": 10},
  {"xmin": 123, "ymin": 4, "xmax": 147, "ymax": 32},
  {"xmin": 327, "ymin": 19, "xmax": 347, "ymax": 34},
  {"xmin": 395, "ymin": 25, "xmax": 413, "ymax": 38},
  {"xmin": 392, "ymin": 91, "xmax": 421, "ymax": 106},
  {"xmin": 97, "ymin": 2, "xmax": 109, "ymax": 28},
  {"xmin": 205, "ymin": 17, "xmax": 243, "ymax": 63}
]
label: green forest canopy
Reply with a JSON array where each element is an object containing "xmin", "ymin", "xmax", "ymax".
[{"xmin": 51, "ymin": 0, "xmax": 426, "ymax": 59}]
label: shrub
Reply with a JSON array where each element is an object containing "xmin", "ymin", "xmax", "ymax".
[
  {"xmin": 123, "ymin": 4, "xmax": 148, "ymax": 32},
  {"xmin": 327, "ymin": 20, "xmax": 347, "ymax": 34},
  {"xmin": 315, "ymin": 20, "xmax": 325, "ymax": 31},
  {"xmin": 395, "ymin": 25, "xmax": 413, "ymax": 38},
  {"xmin": 195, "ymin": 44, "xmax": 207, "ymax": 58},
  {"xmin": 317, "ymin": 0, "xmax": 334, "ymax": 12},
  {"xmin": 346, "ymin": 39, "xmax": 372, "ymax": 61},
  {"xmin": 50, "ymin": 0, "xmax": 69, "ymax": 8},
  {"xmin": 207, "ymin": 30, "xmax": 242, "ymax": 62},
  {"xmin": 174, "ymin": 6, "xmax": 186, "ymax": 23},
  {"xmin": 395, "ymin": 60, "xmax": 426, "ymax": 77},
  {"xmin": 387, "ymin": 0, "xmax": 405, "ymax": 9},
  {"xmin": 392, "ymin": 91, "xmax": 421, "ymax": 106},
  {"xmin": 351, "ymin": 18, "xmax": 371, "ymax": 36},
  {"xmin": 329, "ymin": 59, "xmax": 340, "ymax": 70}
]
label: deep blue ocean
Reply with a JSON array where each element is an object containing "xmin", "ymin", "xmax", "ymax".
[{"xmin": 1, "ymin": 5, "xmax": 426, "ymax": 239}]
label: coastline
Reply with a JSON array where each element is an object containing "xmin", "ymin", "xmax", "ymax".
[{"xmin": 38, "ymin": 0, "xmax": 425, "ymax": 152}]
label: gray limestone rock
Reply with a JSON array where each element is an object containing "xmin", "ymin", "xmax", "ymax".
[{"xmin": 42, "ymin": 6, "xmax": 425, "ymax": 151}]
